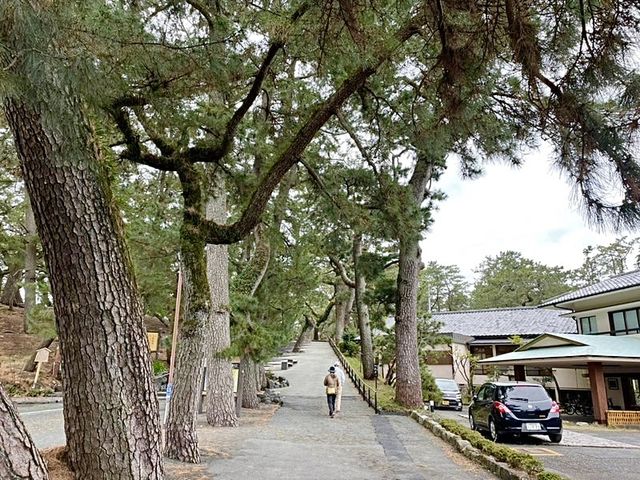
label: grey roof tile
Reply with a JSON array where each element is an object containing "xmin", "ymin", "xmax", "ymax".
[
  {"xmin": 539, "ymin": 270, "xmax": 640, "ymax": 307},
  {"xmin": 431, "ymin": 306, "xmax": 576, "ymax": 337}
]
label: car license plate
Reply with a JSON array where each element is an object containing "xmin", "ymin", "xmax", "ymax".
[
  {"xmin": 441, "ymin": 400, "xmax": 449, "ymax": 406},
  {"xmin": 522, "ymin": 423, "xmax": 542, "ymax": 431}
]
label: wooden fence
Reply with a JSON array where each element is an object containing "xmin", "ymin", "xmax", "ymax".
[{"xmin": 606, "ymin": 410, "xmax": 640, "ymax": 426}]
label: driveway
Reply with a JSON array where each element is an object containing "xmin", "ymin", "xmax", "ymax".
[{"xmin": 435, "ymin": 407, "xmax": 640, "ymax": 480}]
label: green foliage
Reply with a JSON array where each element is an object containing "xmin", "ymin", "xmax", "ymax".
[
  {"xmin": 571, "ymin": 237, "xmax": 640, "ymax": 286},
  {"xmin": 439, "ymin": 419, "xmax": 544, "ymax": 474},
  {"xmin": 419, "ymin": 262, "xmax": 470, "ymax": 314},
  {"xmin": 152, "ymin": 360, "xmax": 168, "ymax": 376},
  {"xmin": 471, "ymin": 251, "xmax": 570, "ymax": 309},
  {"xmin": 420, "ymin": 365, "xmax": 443, "ymax": 404},
  {"xmin": 339, "ymin": 330, "xmax": 360, "ymax": 358},
  {"xmin": 27, "ymin": 305, "xmax": 56, "ymax": 339},
  {"xmin": 536, "ymin": 472, "xmax": 569, "ymax": 480}
]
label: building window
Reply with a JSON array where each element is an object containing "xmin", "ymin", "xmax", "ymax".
[
  {"xmin": 470, "ymin": 345, "xmax": 493, "ymax": 375},
  {"xmin": 579, "ymin": 316, "xmax": 597, "ymax": 334},
  {"xmin": 609, "ymin": 308, "xmax": 640, "ymax": 336}
]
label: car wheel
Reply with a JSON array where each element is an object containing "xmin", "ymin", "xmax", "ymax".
[
  {"xmin": 457, "ymin": 405, "xmax": 463, "ymax": 412},
  {"xmin": 488, "ymin": 417, "xmax": 501, "ymax": 442},
  {"xmin": 549, "ymin": 433, "xmax": 562, "ymax": 443},
  {"xmin": 469, "ymin": 413, "xmax": 477, "ymax": 431}
]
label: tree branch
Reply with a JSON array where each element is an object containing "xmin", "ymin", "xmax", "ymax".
[
  {"xmin": 190, "ymin": 1, "xmax": 311, "ymax": 164},
  {"xmin": 329, "ymin": 255, "xmax": 356, "ymax": 288},
  {"xmin": 202, "ymin": 13, "xmax": 426, "ymax": 244},
  {"xmin": 110, "ymin": 97, "xmax": 181, "ymax": 171}
]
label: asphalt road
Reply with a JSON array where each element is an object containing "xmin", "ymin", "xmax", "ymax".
[
  {"xmin": 17, "ymin": 399, "xmax": 167, "ymax": 450},
  {"xmin": 436, "ymin": 407, "xmax": 640, "ymax": 480}
]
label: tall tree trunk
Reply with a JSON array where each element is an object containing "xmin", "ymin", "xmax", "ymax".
[
  {"xmin": 394, "ymin": 154, "xmax": 433, "ymax": 408},
  {"xmin": 334, "ymin": 282, "xmax": 347, "ymax": 343},
  {"xmin": 394, "ymin": 237, "xmax": 423, "ymax": 407},
  {"xmin": 293, "ymin": 316, "xmax": 314, "ymax": 352},
  {"xmin": 204, "ymin": 174, "xmax": 237, "ymax": 427},
  {"xmin": 4, "ymin": 100, "xmax": 163, "ymax": 479},
  {"xmin": 24, "ymin": 192, "xmax": 38, "ymax": 331},
  {"xmin": 0, "ymin": 383, "xmax": 48, "ymax": 479},
  {"xmin": 0, "ymin": 266, "xmax": 22, "ymax": 309},
  {"xmin": 352, "ymin": 235, "xmax": 375, "ymax": 379},
  {"xmin": 163, "ymin": 307, "xmax": 205, "ymax": 463},
  {"xmin": 164, "ymin": 165, "xmax": 211, "ymax": 463},
  {"xmin": 240, "ymin": 355, "xmax": 260, "ymax": 409},
  {"xmin": 344, "ymin": 287, "xmax": 355, "ymax": 330}
]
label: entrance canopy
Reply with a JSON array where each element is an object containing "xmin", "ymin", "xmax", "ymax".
[{"xmin": 479, "ymin": 333, "xmax": 640, "ymax": 368}]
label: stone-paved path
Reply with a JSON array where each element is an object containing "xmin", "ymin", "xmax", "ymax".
[{"xmin": 175, "ymin": 341, "xmax": 495, "ymax": 480}]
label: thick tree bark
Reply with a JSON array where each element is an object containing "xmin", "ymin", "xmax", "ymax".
[
  {"xmin": 163, "ymin": 310, "xmax": 205, "ymax": 463},
  {"xmin": 24, "ymin": 192, "xmax": 37, "ymax": 330},
  {"xmin": 240, "ymin": 355, "xmax": 260, "ymax": 409},
  {"xmin": 164, "ymin": 165, "xmax": 210, "ymax": 462},
  {"xmin": 394, "ymin": 237, "xmax": 423, "ymax": 407},
  {"xmin": 4, "ymin": 99, "xmax": 163, "ymax": 478},
  {"xmin": 394, "ymin": 155, "xmax": 433, "ymax": 408},
  {"xmin": 352, "ymin": 235, "xmax": 375, "ymax": 379},
  {"xmin": 204, "ymin": 175, "xmax": 237, "ymax": 427},
  {"xmin": 0, "ymin": 266, "xmax": 23, "ymax": 309},
  {"xmin": 0, "ymin": 383, "xmax": 48, "ymax": 480},
  {"xmin": 334, "ymin": 282, "xmax": 348, "ymax": 343},
  {"xmin": 293, "ymin": 316, "xmax": 314, "ymax": 352}
]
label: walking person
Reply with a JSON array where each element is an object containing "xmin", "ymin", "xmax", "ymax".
[
  {"xmin": 333, "ymin": 361, "xmax": 346, "ymax": 414},
  {"xmin": 323, "ymin": 366, "xmax": 340, "ymax": 418}
]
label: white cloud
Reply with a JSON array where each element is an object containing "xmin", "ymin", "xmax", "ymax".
[{"xmin": 420, "ymin": 144, "xmax": 625, "ymax": 282}]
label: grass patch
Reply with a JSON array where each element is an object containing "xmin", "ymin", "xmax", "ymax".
[{"xmin": 342, "ymin": 355, "xmax": 409, "ymax": 413}]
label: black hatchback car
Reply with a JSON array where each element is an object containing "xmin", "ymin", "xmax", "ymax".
[{"xmin": 469, "ymin": 382, "xmax": 562, "ymax": 443}]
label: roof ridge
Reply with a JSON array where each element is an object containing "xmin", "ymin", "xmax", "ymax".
[{"xmin": 432, "ymin": 306, "xmax": 542, "ymax": 315}]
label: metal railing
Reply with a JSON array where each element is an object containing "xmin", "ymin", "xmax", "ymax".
[{"xmin": 328, "ymin": 339, "xmax": 378, "ymax": 414}]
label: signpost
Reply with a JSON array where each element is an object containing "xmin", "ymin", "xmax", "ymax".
[{"xmin": 32, "ymin": 347, "xmax": 51, "ymax": 388}]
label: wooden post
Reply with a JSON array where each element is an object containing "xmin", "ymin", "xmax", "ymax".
[
  {"xmin": 163, "ymin": 268, "xmax": 183, "ymax": 442},
  {"xmin": 514, "ymin": 364, "xmax": 526, "ymax": 382},
  {"xmin": 588, "ymin": 362, "xmax": 608, "ymax": 424},
  {"xmin": 32, "ymin": 348, "xmax": 51, "ymax": 388}
]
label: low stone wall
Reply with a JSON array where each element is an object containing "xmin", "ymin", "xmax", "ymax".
[{"xmin": 410, "ymin": 411, "xmax": 531, "ymax": 480}]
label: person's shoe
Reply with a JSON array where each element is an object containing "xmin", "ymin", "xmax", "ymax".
[{"xmin": 330, "ymin": 413, "xmax": 334, "ymax": 418}]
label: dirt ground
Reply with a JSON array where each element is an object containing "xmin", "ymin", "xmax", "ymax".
[{"xmin": 0, "ymin": 305, "xmax": 60, "ymax": 395}]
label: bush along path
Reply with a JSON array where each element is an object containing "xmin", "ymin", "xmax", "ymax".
[{"xmin": 411, "ymin": 412, "xmax": 569, "ymax": 480}]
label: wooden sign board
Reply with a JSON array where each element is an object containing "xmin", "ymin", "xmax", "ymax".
[
  {"xmin": 35, "ymin": 347, "xmax": 51, "ymax": 364},
  {"xmin": 147, "ymin": 332, "xmax": 159, "ymax": 353}
]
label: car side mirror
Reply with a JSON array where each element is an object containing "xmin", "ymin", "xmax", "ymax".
[{"xmin": 472, "ymin": 394, "xmax": 478, "ymax": 401}]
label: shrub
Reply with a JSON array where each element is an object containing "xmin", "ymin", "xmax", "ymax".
[
  {"xmin": 339, "ymin": 331, "xmax": 359, "ymax": 357},
  {"xmin": 537, "ymin": 472, "xmax": 568, "ymax": 480},
  {"xmin": 439, "ymin": 419, "xmax": 544, "ymax": 474},
  {"xmin": 420, "ymin": 366, "xmax": 443, "ymax": 404},
  {"xmin": 152, "ymin": 359, "xmax": 168, "ymax": 375}
]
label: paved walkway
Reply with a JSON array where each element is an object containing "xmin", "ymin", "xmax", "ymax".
[{"xmin": 169, "ymin": 341, "xmax": 494, "ymax": 480}]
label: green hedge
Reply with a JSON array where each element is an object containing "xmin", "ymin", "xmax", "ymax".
[
  {"xmin": 438, "ymin": 419, "xmax": 569, "ymax": 480},
  {"xmin": 439, "ymin": 419, "xmax": 544, "ymax": 474}
]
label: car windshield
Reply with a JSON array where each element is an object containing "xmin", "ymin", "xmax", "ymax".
[
  {"xmin": 436, "ymin": 379, "xmax": 458, "ymax": 391},
  {"xmin": 499, "ymin": 385, "xmax": 549, "ymax": 402}
]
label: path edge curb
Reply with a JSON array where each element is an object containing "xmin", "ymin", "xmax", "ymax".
[{"xmin": 410, "ymin": 411, "xmax": 532, "ymax": 480}]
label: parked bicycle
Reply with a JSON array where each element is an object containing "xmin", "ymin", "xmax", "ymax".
[{"xmin": 561, "ymin": 397, "xmax": 593, "ymax": 416}]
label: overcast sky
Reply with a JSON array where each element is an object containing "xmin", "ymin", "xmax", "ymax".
[{"xmin": 420, "ymin": 143, "xmax": 627, "ymax": 283}]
